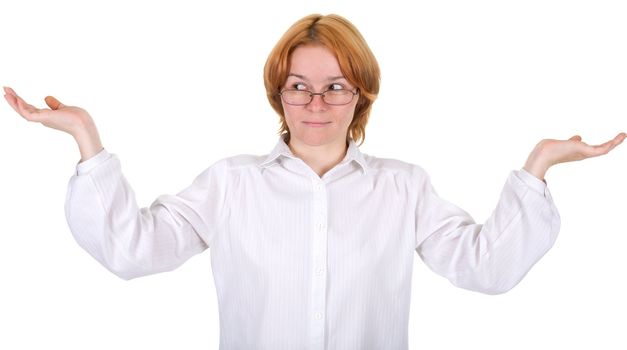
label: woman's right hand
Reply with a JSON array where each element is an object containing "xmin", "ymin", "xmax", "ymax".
[
  {"xmin": 4, "ymin": 86, "xmax": 94, "ymax": 136},
  {"xmin": 4, "ymin": 86, "xmax": 104, "ymax": 162}
]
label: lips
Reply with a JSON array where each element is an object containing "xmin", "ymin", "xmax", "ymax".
[{"xmin": 303, "ymin": 121, "xmax": 331, "ymax": 127}]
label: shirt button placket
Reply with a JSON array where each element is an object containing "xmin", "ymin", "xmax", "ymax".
[{"xmin": 310, "ymin": 178, "xmax": 328, "ymax": 350}]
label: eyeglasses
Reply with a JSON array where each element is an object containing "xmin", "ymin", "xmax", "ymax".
[{"xmin": 279, "ymin": 87, "xmax": 359, "ymax": 106}]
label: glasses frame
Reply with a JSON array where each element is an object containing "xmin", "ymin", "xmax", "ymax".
[{"xmin": 278, "ymin": 87, "xmax": 360, "ymax": 106}]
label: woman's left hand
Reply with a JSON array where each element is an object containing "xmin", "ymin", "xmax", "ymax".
[{"xmin": 523, "ymin": 132, "xmax": 627, "ymax": 181}]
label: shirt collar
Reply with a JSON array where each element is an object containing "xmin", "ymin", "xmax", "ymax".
[{"xmin": 259, "ymin": 134, "xmax": 369, "ymax": 174}]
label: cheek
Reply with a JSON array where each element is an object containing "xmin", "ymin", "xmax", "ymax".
[
  {"xmin": 282, "ymin": 105, "xmax": 299, "ymax": 124},
  {"xmin": 341, "ymin": 103, "xmax": 358, "ymax": 124}
]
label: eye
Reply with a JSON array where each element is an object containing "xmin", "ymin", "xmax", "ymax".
[
  {"xmin": 328, "ymin": 83, "xmax": 345, "ymax": 91},
  {"xmin": 291, "ymin": 83, "xmax": 308, "ymax": 90}
]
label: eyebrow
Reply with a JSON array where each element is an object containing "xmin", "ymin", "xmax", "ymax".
[{"xmin": 287, "ymin": 73, "xmax": 346, "ymax": 81}]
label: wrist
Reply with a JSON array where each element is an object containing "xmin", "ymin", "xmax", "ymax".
[
  {"xmin": 523, "ymin": 143, "xmax": 551, "ymax": 181},
  {"xmin": 523, "ymin": 162, "xmax": 548, "ymax": 181},
  {"xmin": 73, "ymin": 125, "xmax": 104, "ymax": 163}
]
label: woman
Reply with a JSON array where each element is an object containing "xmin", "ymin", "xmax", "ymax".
[{"xmin": 3, "ymin": 13, "xmax": 625, "ymax": 350}]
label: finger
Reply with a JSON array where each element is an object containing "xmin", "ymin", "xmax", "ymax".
[
  {"xmin": 580, "ymin": 145, "xmax": 610, "ymax": 158},
  {"xmin": 583, "ymin": 138, "xmax": 620, "ymax": 157},
  {"xmin": 15, "ymin": 96, "xmax": 51, "ymax": 123},
  {"xmin": 11, "ymin": 96, "xmax": 33, "ymax": 121},
  {"xmin": 5, "ymin": 88, "xmax": 37, "ymax": 112},
  {"xmin": 5, "ymin": 89, "xmax": 56, "ymax": 123},
  {"xmin": 44, "ymin": 95, "xmax": 64, "ymax": 110},
  {"xmin": 601, "ymin": 134, "xmax": 625, "ymax": 149},
  {"xmin": 3, "ymin": 89, "xmax": 45, "ymax": 122},
  {"xmin": 569, "ymin": 135, "xmax": 582, "ymax": 142},
  {"xmin": 4, "ymin": 95, "xmax": 22, "ymax": 119},
  {"xmin": 4, "ymin": 93, "xmax": 19, "ymax": 112},
  {"xmin": 15, "ymin": 95, "xmax": 38, "ymax": 113},
  {"xmin": 15, "ymin": 96, "xmax": 32, "ymax": 118},
  {"xmin": 3, "ymin": 87, "xmax": 20, "ymax": 110},
  {"xmin": 607, "ymin": 132, "xmax": 627, "ymax": 150},
  {"xmin": 5, "ymin": 86, "xmax": 18, "ymax": 97}
]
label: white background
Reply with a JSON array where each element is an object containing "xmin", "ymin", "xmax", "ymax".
[{"xmin": 1, "ymin": 0, "xmax": 626, "ymax": 349}]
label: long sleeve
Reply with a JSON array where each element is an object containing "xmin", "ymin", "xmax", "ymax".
[
  {"xmin": 414, "ymin": 167, "xmax": 561, "ymax": 295},
  {"xmin": 64, "ymin": 149, "xmax": 229, "ymax": 280}
]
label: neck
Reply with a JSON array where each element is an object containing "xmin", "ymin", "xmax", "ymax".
[{"xmin": 288, "ymin": 137, "xmax": 348, "ymax": 178}]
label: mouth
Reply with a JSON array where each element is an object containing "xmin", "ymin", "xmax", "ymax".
[{"xmin": 303, "ymin": 121, "xmax": 331, "ymax": 127}]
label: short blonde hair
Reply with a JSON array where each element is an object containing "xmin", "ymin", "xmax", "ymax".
[{"xmin": 263, "ymin": 14, "xmax": 380, "ymax": 146}]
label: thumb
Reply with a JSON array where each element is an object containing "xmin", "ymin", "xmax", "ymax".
[
  {"xmin": 569, "ymin": 135, "xmax": 582, "ymax": 142},
  {"xmin": 44, "ymin": 95, "xmax": 65, "ymax": 110}
]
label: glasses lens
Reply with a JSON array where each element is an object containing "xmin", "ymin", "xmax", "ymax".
[
  {"xmin": 282, "ymin": 90, "xmax": 311, "ymax": 105},
  {"xmin": 323, "ymin": 90, "xmax": 353, "ymax": 105}
]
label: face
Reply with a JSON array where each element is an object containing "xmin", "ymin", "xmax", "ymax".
[{"xmin": 281, "ymin": 44, "xmax": 359, "ymax": 149}]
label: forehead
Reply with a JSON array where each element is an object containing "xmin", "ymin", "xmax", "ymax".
[{"xmin": 288, "ymin": 44, "xmax": 343, "ymax": 79}]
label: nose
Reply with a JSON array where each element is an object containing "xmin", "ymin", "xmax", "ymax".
[{"xmin": 306, "ymin": 93, "xmax": 328, "ymax": 112}]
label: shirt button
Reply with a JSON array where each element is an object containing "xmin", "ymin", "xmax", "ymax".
[
  {"xmin": 314, "ymin": 184, "xmax": 322, "ymax": 191},
  {"xmin": 314, "ymin": 312, "xmax": 323, "ymax": 320},
  {"xmin": 315, "ymin": 267, "xmax": 324, "ymax": 276}
]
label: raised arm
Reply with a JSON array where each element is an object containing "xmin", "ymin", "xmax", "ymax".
[
  {"xmin": 414, "ymin": 166, "xmax": 560, "ymax": 295},
  {"xmin": 415, "ymin": 133, "xmax": 625, "ymax": 294},
  {"xmin": 4, "ymin": 86, "xmax": 227, "ymax": 280}
]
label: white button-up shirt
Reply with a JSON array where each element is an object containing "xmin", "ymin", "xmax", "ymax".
[{"xmin": 64, "ymin": 135, "xmax": 560, "ymax": 350}]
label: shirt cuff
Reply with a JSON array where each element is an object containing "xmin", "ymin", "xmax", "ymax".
[
  {"xmin": 76, "ymin": 148, "xmax": 111, "ymax": 176},
  {"xmin": 516, "ymin": 167, "xmax": 548, "ymax": 197}
]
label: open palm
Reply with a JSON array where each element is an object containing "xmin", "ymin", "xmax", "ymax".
[
  {"xmin": 4, "ymin": 86, "xmax": 104, "ymax": 161},
  {"xmin": 3, "ymin": 86, "xmax": 93, "ymax": 135},
  {"xmin": 524, "ymin": 133, "xmax": 626, "ymax": 180},
  {"xmin": 551, "ymin": 134, "xmax": 626, "ymax": 163}
]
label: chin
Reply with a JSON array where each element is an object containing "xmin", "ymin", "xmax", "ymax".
[{"xmin": 293, "ymin": 131, "xmax": 338, "ymax": 147}]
